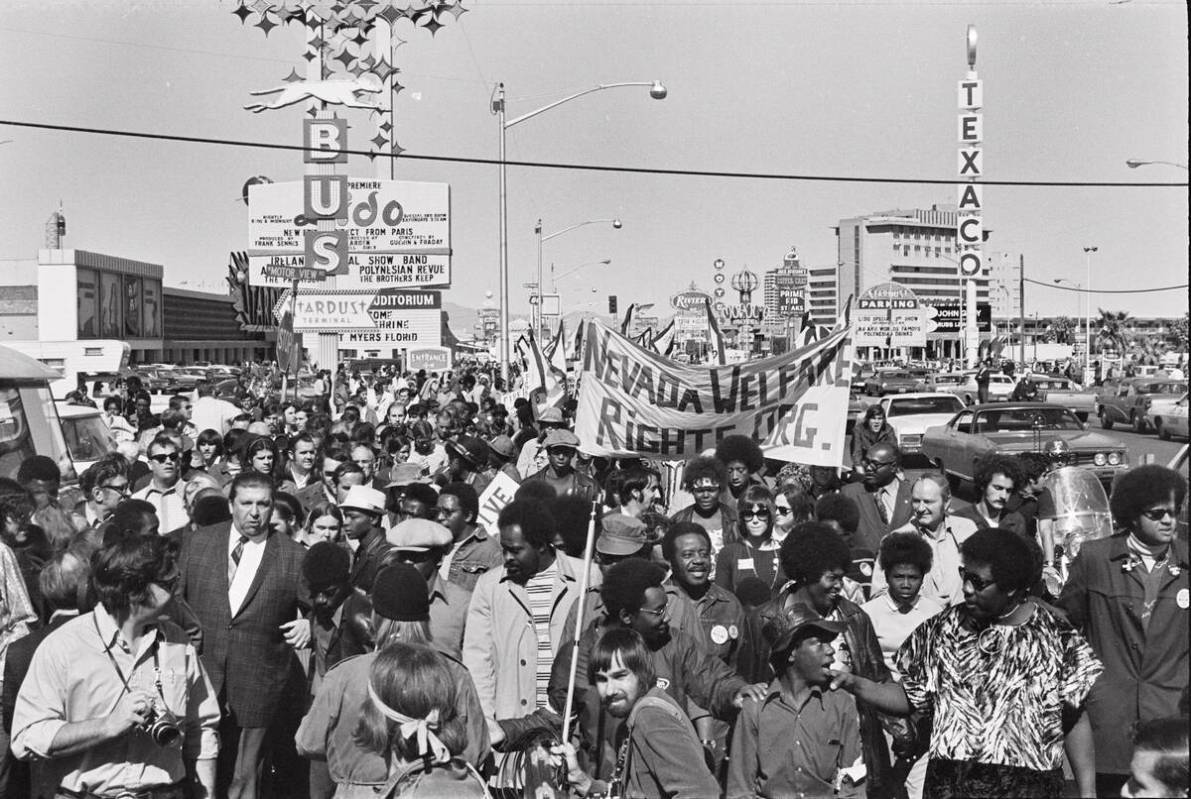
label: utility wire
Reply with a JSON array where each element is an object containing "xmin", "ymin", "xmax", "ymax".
[
  {"xmin": 2, "ymin": 118, "xmax": 1187, "ymax": 188},
  {"xmin": 1024, "ymin": 277, "xmax": 1187, "ymax": 294}
]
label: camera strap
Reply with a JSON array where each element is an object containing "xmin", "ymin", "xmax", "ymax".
[{"xmin": 93, "ymin": 614, "xmax": 165, "ymax": 705}]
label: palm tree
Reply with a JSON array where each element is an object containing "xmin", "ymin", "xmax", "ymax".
[
  {"xmin": 1046, "ymin": 316, "xmax": 1076, "ymax": 345},
  {"xmin": 1094, "ymin": 309, "xmax": 1133, "ymax": 356}
]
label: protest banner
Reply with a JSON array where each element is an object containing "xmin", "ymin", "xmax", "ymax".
[
  {"xmin": 575, "ymin": 319, "xmax": 853, "ymax": 467},
  {"xmin": 476, "ymin": 471, "xmax": 519, "ymax": 535}
]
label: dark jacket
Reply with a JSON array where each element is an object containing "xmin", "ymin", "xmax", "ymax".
[
  {"xmin": 347, "ymin": 527, "xmax": 392, "ymax": 592},
  {"xmin": 739, "ymin": 587, "xmax": 896, "ymax": 799},
  {"xmin": 671, "ymin": 501, "xmax": 742, "ymax": 548},
  {"xmin": 1057, "ymin": 535, "xmax": 1190, "ymax": 774},
  {"xmin": 178, "ymin": 522, "xmax": 309, "ymax": 728},
  {"xmin": 850, "ymin": 423, "xmax": 899, "ymax": 469},
  {"xmin": 839, "ymin": 479, "xmax": 915, "ymax": 553}
]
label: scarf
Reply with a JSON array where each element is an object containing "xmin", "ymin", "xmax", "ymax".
[{"xmin": 367, "ymin": 682, "xmax": 451, "ymax": 765}]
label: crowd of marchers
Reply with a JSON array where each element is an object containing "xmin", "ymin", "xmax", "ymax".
[{"xmin": 0, "ymin": 360, "xmax": 1186, "ymax": 799}]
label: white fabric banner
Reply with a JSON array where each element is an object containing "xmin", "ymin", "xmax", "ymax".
[{"xmin": 575, "ymin": 320, "xmax": 853, "ymax": 467}]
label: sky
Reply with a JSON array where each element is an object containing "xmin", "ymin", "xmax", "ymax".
[{"xmin": 1, "ymin": 0, "xmax": 1187, "ymax": 330}]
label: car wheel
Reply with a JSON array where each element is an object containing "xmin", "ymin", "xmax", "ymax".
[
  {"xmin": 1131, "ymin": 413, "xmax": 1147, "ymax": 434},
  {"xmin": 1100, "ymin": 409, "xmax": 1113, "ymax": 430},
  {"xmin": 1157, "ymin": 419, "xmax": 1170, "ymax": 441}
]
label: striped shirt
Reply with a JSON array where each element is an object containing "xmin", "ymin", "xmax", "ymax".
[{"xmin": 525, "ymin": 562, "xmax": 558, "ymax": 710}]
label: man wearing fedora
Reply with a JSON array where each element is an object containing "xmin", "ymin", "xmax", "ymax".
[
  {"xmin": 522, "ymin": 429, "xmax": 600, "ymax": 503},
  {"xmin": 443, "ymin": 434, "xmax": 491, "ymax": 495},
  {"xmin": 485, "ymin": 434, "xmax": 522, "ymax": 485},
  {"xmin": 339, "ymin": 485, "xmax": 392, "ymax": 593}
]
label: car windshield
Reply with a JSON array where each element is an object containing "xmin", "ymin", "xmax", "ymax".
[
  {"xmin": 1141, "ymin": 382, "xmax": 1187, "ymax": 395},
  {"xmin": 62, "ymin": 414, "xmax": 116, "ymax": 462},
  {"xmin": 884, "ymin": 372, "xmax": 913, "ymax": 380},
  {"xmin": 934, "ymin": 375, "xmax": 963, "ymax": 386},
  {"xmin": 975, "ymin": 407, "xmax": 1083, "ymax": 433},
  {"xmin": 886, "ymin": 396, "xmax": 965, "ymax": 417}
]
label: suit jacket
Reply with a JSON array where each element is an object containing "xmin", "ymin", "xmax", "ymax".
[
  {"xmin": 348, "ymin": 528, "xmax": 391, "ymax": 592},
  {"xmin": 840, "ymin": 478, "xmax": 915, "ymax": 552},
  {"xmin": 178, "ymin": 521, "xmax": 308, "ymax": 728},
  {"xmin": 950, "ymin": 503, "xmax": 1027, "ymax": 537}
]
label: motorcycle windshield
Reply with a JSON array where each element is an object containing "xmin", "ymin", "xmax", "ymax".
[{"xmin": 1039, "ymin": 466, "xmax": 1113, "ymax": 552}]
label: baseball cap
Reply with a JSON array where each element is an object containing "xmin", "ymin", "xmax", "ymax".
[
  {"xmin": 768, "ymin": 602, "xmax": 846, "ymax": 669},
  {"xmin": 596, "ymin": 514, "xmax": 649, "ymax": 556},
  {"xmin": 386, "ymin": 518, "xmax": 453, "ymax": 551},
  {"xmin": 542, "ymin": 429, "xmax": 580, "ymax": 450},
  {"xmin": 339, "ymin": 485, "xmax": 386, "ymax": 515}
]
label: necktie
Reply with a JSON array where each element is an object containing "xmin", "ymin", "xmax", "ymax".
[
  {"xmin": 874, "ymin": 489, "xmax": 889, "ymax": 525},
  {"xmin": 229, "ymin": 536, "xmax": 248, "ymax": 581}
]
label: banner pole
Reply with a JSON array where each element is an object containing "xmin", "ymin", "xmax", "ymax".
[{"xmin": 560, "ymin": 500, "xmax": 599, "ymax": 746}]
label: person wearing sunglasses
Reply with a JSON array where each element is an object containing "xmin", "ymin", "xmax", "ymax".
[
  {"xmin": 831, "ymin": 527, "xmax": 1101, "ymax": 799},
  {"xmin": 714, "ymin": 486, "xmax": 786, "ymax": 604},
  {"xmin": 76, "ymin": 455, "xmax": 132, "ymax": 534},
  {"xmin": 131, "ymin": 435, "xmax": 188, "ymax": 533},
  {"xmin": 1058, "ymin": 465, "xmax": 1189, "ymax": 798}
]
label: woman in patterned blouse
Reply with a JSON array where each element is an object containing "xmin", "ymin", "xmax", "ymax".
[{"xmin": 831, "ymin": 527, "xmax": 1102, "ymax": 798}]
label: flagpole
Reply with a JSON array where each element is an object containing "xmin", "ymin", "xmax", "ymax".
[{"xmin": 561, "ymin": 500, "xmax": 600, "ymax": 746}]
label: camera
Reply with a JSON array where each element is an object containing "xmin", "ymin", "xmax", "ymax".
[{"xmin": 143, "ymin": 705, "xmax": 183, "ymax": 748}]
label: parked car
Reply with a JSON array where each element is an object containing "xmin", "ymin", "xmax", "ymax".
[
  {"xmin": 930, "ymin": 372, "xmax": 967, "ymax": 393},
  {"xmin": 862, "ymin": 369, "xmax": 927, "ymax": 397},
  {"xmin": 940, "ymin": 371, "xmax": 1015, "ymax": 406},
  {"xmin": 878, "ymin": 393, "xmax": 966, "ymax": 453},
  {"xmin": 130, "ymin": 367, "xmax": 171, "ymax": 394},
  {"xmin": 1026, "ymin": 375, "xmax": 1097, "ymax": 420},
  {"xmin": 1096, "ymin": 377, "xmax": 1188, "ymax": 432},
  {"xmin": 921, "ymin": 402, "xmax": 1128, "ymax": 486},
  {"xmin": 1147, "ymin": 392, "xmax": 1189, "ymax": 441}
]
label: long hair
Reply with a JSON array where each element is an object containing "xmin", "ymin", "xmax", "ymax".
[
  {"xmin": 588, "ymin": 627, "xmax": 657, "ymax": 689},
  {"xmin": 372, "ymin": 617, "xmax": 432, "ymax": 651},
  {"xmin": 353, "ymin": 643, "xmax": 467, "ymax": 762}
]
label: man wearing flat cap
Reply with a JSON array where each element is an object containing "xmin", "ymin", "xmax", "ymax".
[
  {"xmin": 522, "ymin": 428, "xmax": 600, "ymax": 503},
  {"xmin": 485, "ymin": 434, "xmax": 522, "ymax": 485},
  {"xmin": 516, "ymin": 405, "xmax": 568, "ymax": 478},
  {"xmin": 339, "ymin": 485, "xmax": 391, "ymax": 592},
  {"xmin": 382, "ymin": 518, "xmax": 472, "ymax": 659}
]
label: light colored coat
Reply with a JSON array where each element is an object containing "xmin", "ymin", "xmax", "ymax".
[{"xmin": 462, "ymin": 552, "xmax": 581, "ymax": 738}]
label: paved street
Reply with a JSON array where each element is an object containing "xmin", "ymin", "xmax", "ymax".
[{"xmin": 1105, "ymin": 427, "xmax": 1188, "ymax": 473}]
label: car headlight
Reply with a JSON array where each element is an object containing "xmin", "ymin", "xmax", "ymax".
[
  {"xmin": 1107, "ymin": 452, "xmax": 1122, "ymax": 466},
  {"xmin": 1093, "ymin": 452, "xmax": 1107, "ymax": 467}
]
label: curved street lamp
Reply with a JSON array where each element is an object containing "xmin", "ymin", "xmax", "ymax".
[
  {"xmin": 536, "ymin": 219, "xmax": 622, "ymax": 336},
  {"xmin": 493, "ymin": 81, "xmax": 666, "ymax": 379},
  {"xmin": 1125, "ymin": 159, "xmax": 1189, "ymax": 171}
]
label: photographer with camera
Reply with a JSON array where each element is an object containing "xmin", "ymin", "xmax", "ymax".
[{"xmin": 10, "ymin": 536, "xmax": 221, "ymax": 799}]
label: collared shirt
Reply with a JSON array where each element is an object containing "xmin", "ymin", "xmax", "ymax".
[
  {"xmin": 870, "ymin": 516, "xmax": 978, "ymax": 607},
  {"xmin": 727, "ymin": 681, "xmax": 863, "ymax": 799},
  {"xmin": 132, "ymin": 481, "xmax": 188, "ymax": 534},
  {"xmin": 664, "ymin": 579, "xmax": 744, "ymax": 665},
  {"xmin": 859, "ymin": 592, "xmax": 946, "ymax": 679},
  {"xmin": 898, "ymin": 603, "xmax": 1102, "ymax": 771},
  {"xmin": 10, "ymin": 605, "xmax": 220, "ymax": 795},
  {"xmin": 228, "ymin": 527, "xmax": 267, "ymax": 615}
]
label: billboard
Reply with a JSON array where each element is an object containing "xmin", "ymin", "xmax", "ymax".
[
  {"xmin": 926, "ymin": 302, "xmax": 992, "ymax": 333},
  {"xmin": 275, "ymin": 287, "xmax": 443, "ymax": 349},
  {"xmin": 248, "ymin": 179, "xmax": 450, "ymax": 289},
  {"xmin": 854, "ymin": 283, "xmax": 926, "ymax": 348}
]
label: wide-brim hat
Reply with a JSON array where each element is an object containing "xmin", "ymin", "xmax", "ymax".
[{"xmin": 339, "ymin": 485, "xmax": 386, "ymax": 515}]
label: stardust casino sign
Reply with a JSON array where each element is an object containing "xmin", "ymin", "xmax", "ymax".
[{"xmin": 575, "ymin": 319, "xmax": 853, "ymax": 467}]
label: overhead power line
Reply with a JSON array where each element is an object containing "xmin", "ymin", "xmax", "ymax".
[
  {"xmin": 2, "ymin": 118, "xmax": 1188, "ymax": 188},
  {"xmin": 1024, "ymin": 277, "xmax": 1187, "ymax": 294}
]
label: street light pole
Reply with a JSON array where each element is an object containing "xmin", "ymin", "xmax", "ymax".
[
  {"xmin": 1083, "ymin": 246, "xmax": 1097, "ymax": 382},
  {"xmin": 537, "ymin": 218, "xmax": 622, "ymax": 339},
  {"xmin": 1125, "ymin": 159, "xmax": 1190, "ymax": 171},
  {"xmin": 495, "ymin": 80, "xmax": 666, "ymax": 382}
]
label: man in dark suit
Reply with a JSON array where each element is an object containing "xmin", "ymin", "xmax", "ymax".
[
  {"xmin": 1, "ymin": 550, "xmax": 88, "ymax": 799},
  {"xmin": 840, "ymin": 442, "xmax": 914, "ymax": 552},
  {"xmin": 178, "ymin": 471, "xmax": 310, "ymax": 799}
]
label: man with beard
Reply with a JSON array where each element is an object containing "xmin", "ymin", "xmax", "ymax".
[
  {"xmin": 553, "ymin": 628, "xmax": 721, "ymax": 799},
  {"xmin": 549, "ymin": 559, "xmax": 764, "ymax": 780},
  {"xmin": 869, "ymin": 475, "xmax": 977, "ymax": 607},
  {"xmin": 951, "ymin": 455, "xmax": 1027, "ymax": 535},
  {"xmin": 840, "ymin": 442, "xmax": 915, "ymax": 552}
]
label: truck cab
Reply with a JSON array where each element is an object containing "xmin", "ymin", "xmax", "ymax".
[{"xmin": 0, "ymin": 345, "xmax": 72, "ymax": 481}]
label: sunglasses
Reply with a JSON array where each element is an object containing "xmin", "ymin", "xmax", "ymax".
[
  {"xmin": 149, "ymin": 453, "xmax": 180, "ymax": 464},
  {"xmin": 774, "ymin": 506, "xmax": 792, "ymax": 516},
  {"xmin": 1140, "ymin": 507, "xmax": 1179, "ymax": 521},
  {"xmin": 959, "ymin": 567, "xmax": 996, "ymax": 593},
  {"xmin": 741, "ymin": 507, "xmax": 770, "ymax": 519}
]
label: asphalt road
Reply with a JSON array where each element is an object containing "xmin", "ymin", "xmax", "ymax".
[{"xmin": 1100, "ymin": 427, "xmax": 1188, "ymax": 473}]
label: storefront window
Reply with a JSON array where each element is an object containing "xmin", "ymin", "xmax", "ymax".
[
  {"xmin": 143, "ymin": 278, "xmax": 162, "ymax": 338},
  {"xmin": 124, "ymin": 275, "xmax": 143, "ymax": 338},
  {"xmin": 99, "ymin": 272, "xmax": 123, "ymax": 338},
  {"xmin": 77, "ymin": 268, "xmax": 98, "ymax": 338}
]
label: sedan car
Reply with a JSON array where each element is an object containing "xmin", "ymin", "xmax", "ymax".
[
  {"xmin": 862, "ymin": 370, "xmax": 927, "ymax": 397},
  {"xmin": 921, "ymin": 402, "xmax": 1128, "ymax": 485},
  {"xmin": 1026, "ymin": 375, "xmax": 1097, "ymax": 420},
  {"xmin": 1148, "ymin": 392, "xmax": 1189, "ymax": 441},
  {"xmin": 878, "ymin": 393, "xmax": 966, "ymax": 453}
]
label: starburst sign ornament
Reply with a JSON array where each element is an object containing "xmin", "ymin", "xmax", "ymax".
[{"xmin": 231, "ymin": 0, "xmax": 467, "ymax": 158}]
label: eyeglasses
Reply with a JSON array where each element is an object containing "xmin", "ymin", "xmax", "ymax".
[
  {"xmin": 741, "ymin": 507, "xmax": 770, "ymax": 519},
  {"xmin": 149, "ymin": 453, "xmax": 180, "ymax": 464},
  {"xmin": 1140, "ymin": 507, "xmax": 1179, "ymax": 521},
  {"xmin": 862, "ymin": 458, "xmax": 896, "ymax": 469},
  {"xmin": 959, "ymin": 568, "xmax": 996, "ymax": 593},
  {"xmin": 100, "ymin": 482, "xmax": 131, "ymax": 496},
  {"xmin": 639, "ymin": 605, "xmax": 667, "ymax": 618}
]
